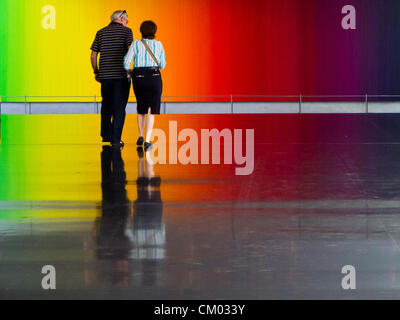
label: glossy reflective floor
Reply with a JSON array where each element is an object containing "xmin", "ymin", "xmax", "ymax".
[{"xmin": 2, "ymin": 114, "xmax": 400, "ymax": 299}]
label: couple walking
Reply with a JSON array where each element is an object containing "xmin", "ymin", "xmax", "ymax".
[{"xmin": 90, "ymin": 10, "xmax": 166, "ymax": 150}]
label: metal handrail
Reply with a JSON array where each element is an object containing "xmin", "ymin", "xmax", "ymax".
[
  {"xmin": 2, "ymin": 94, "xmax": 400, "ymax": 115},
  {"xmin": 2, "ymin": 94, "xmax": 400, "ymax": 99}
]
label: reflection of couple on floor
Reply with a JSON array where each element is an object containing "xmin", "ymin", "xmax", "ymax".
[{"xmin": 94, "ymin": 146, "xmax": 164, "ymax": 287}]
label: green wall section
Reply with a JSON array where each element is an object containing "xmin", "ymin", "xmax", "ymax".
[{"xmin": 0, "ymin": 1, "xmax": 8, "ymax": 96}]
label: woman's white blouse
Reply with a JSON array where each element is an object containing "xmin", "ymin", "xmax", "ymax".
[{"xmin": 124, "ymin": 39, "xmax": 166, "ymax": 70}]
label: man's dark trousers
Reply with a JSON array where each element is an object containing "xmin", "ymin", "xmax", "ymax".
[{"xmin": 100, "ymin": 78, "xmax": 131, "ymax": 144}]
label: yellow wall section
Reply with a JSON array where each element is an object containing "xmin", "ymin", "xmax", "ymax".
[{"xmin": 4, "ymin": 0, "xmax": 212, "ymax": 99}]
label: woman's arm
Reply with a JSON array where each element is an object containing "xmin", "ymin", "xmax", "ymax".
[
  {"xmin": 124, "ymin": 43, "xmax": 135, "ymax": 70},
  {"xmin": 159, "ymin": 42, "xmax": 166, "ymax": 70}
]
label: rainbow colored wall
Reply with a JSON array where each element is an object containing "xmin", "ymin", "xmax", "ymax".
[{"xmin": 1, "ymin": 0, "xmax": 400, "ymax": 101}]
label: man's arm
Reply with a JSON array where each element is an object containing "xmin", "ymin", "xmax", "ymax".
[
  {"xmin": 91, "ymin": 51, "xmax": 99, "ymax": 73},
  {"xmin": 91, "ymin": 51, "xmax": 100, "ymax": 83}
]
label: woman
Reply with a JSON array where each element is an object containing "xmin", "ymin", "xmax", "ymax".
[{"xmin": 124, "ymin": 20, "xmax": 166, "ymax": 151}]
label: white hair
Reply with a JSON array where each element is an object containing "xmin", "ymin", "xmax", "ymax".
[{"xmin": 111, "ymin": 10, "xmax": 127, "ymax": 22}]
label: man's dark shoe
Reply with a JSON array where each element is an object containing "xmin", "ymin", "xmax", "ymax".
[
  {"xmin": 137, "ymin": 136, "xmax": 144, "ymax": 146},
  {"xmin": 102, "ymin": 137, "xmax": 111, "ymax": 143},
  {"xmin": 111, "ymin": 141, "xmax": 124, "ymax": 148}
]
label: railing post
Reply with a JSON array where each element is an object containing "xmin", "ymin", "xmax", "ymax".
[
  {"xmin": 230, "ymin": 94, "xmax": 233, "ymax": 114},
  {"xmin": 94, "ymin": 95, "xmax": 97, "ymax": 114},
  {"xmin": 27, "ymin": 96, "xmax": 32, "ymax": 115},
  {"xmin": 299, "ymin": 94, "xmax": 302, "ymax": 114},
  {"xmin": 365, "ymin": 93, "xmax": 368, "ymax": 113},
  {"xmin": 24, "ymin": 96, "xmax": 27, "ymax": 114},
  {"xmin": 163, "ymin": 95, "xmax": 167, "ymax": 114}
]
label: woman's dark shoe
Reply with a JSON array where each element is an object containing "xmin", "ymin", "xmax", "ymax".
[
  {"xmin": 144, "ymin": 142, "xmax": 153, "ymax": 151},
  {"xmin": 137, "ymin": 136, "xmax": 144, "ymax": 146}
]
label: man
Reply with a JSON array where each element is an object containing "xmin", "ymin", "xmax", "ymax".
[{"xmin": 91, "ymin": 10, "xmax": 133, "ymax": 147}]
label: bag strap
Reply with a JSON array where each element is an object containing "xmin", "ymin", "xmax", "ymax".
[{"xmin": 141, "ymin": 39, "xmax": 161, "ymax": 69}]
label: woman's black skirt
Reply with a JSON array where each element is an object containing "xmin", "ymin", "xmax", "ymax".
[{"xmin": 132, "ymin": 67, "xmax": 163, "ymax": 115}]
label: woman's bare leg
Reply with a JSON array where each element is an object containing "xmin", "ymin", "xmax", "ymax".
[
  {"xmin": 145, "ymin": 107, "xmax": 155, "ymax": 143},
  {"xmin": 137, "ymin": 114, "xmax": 145, "ymax": 138}
]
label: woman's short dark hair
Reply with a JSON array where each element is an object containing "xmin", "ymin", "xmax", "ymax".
[{"xmin": 140, "ymin": 21, "xmax": 157, "ymax": 39}]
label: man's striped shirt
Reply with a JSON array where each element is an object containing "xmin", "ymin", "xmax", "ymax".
[
  {"xmin": 124, "ymin": 39, "xmax": 166, "ymax": 70},
  {"xmin": 91, "ymin": 22, "xmax": 133, "ymax": 80}
]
